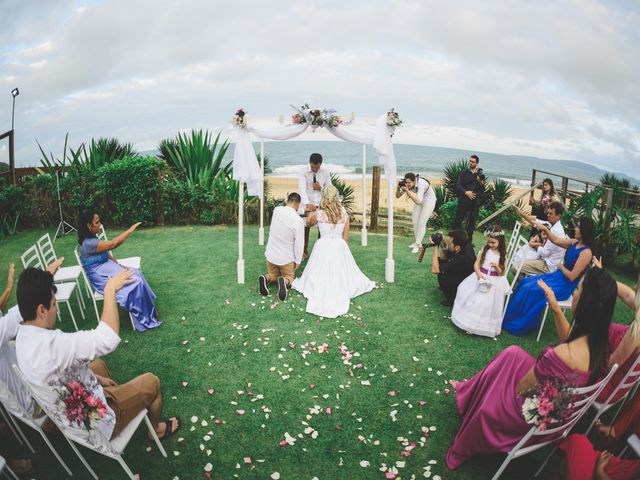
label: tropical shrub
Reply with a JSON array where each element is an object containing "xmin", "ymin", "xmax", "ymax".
[
  {"xmin": 159, "ymin": 130, "xmax": 230, "ymax": 191},
  {"xmin": 331, "ymin": 173, "xmax": 355, "ymax": 215}
]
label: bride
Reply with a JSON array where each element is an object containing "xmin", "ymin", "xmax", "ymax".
[{"xmin": 292, "ymin": 185, "xmax": 375, "ymax": 318}]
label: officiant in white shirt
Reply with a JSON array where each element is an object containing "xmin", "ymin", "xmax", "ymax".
[
  {"xmin": 297, "ymin": 153, "xmax": 332, "ymax": 256},
  {"xmin": 259, "ymin": 192, "xmax": 305, "ymax": 303}
]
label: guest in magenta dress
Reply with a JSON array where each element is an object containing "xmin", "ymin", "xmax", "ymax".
[
  {"xmin": 78, "ymin": 211, "xmax": 161, "ymax": 332},
  {"xmin": 446, "ymin": 267, "xmax": 616, "ymax": 470},
  {"xmin": 557, "ymin": 434, "xmax": 640, "ymax": 480},
  {"xmin": 502, "ymin": 215, "xmax": 595, "ymax": 336}
]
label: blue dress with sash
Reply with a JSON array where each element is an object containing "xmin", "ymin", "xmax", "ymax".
[
  {"xmin": 502, "ymin": 242, "xmax": 589, "ymax": 336},
  {"xmin": 79, "ymin": 237, "xmax": 161, "ymax": 332}
]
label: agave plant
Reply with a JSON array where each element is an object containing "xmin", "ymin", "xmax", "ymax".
[
  {"xmin": 37, "ymin": 133, "xmax": 83, "ymax": 176},
  {"xmin": 487, "ymin": 179, "xmax": 513, "ymax": 210},
  {"xmin": 161, "ymin": 130, "xmax": 230, "ymax": 191},
  {"xmin": 330, "ymin": 173, "xmax": 355, "ymax": 214},
  {"xmin": 433, "ymin": 185, "xmax": 447, "ymax": 214}
]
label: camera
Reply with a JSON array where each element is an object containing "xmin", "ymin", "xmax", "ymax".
[
  {"xmin": 476, "ymin": 168, "xmax": 486, "ymax": 182},
  {"xmin": 398, "ymin": 179, "xmax": 406, "ymax": 188},
  {"xmin": 422, "ymin": 232, "xmax": 444, "ymax": 249}
]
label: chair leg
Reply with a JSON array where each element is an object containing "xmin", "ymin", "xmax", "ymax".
[
  {"xmin": 75, "ymin": 280, "xmax": 86, "ymax": 319},
  {"xmin": 129, "ymin": 311, "xmax": 136, "ymax": 331},
  {"xmin": 92, "ymin": 298, "xmax": 101, "ymax": 324},
  {"xmin": 3, "ymin": 465, "xmax": 20, "ymax": 480},
  {"xmin": 65, "ymin": 301, "xmax": 79, "ymax": 332},
  {"xmin": 535, "ymin": 444, "xmax": 558, "ymax": 477},
  {"xmin": 116, "ymin": 454, "xmax": 138, "ymax": 479},
  {"xmin": 63, "ymin": 436, "xmax": 98, "ymax": 480},
  {"xmin": 37, "ymin": 428, "xmax": 73, "ymax": 476},
  {"xmin": 491, "ymin": 454, "xmax": 513, "ymax": 480},
  {"xmin": 4, "ymin": 411, "xmax": 35, "ymax": 454},
  {"xmin": 145, "ymin": 414, "xmax": 167, "ymax": 457},
  {"xmin": 0, "ymin": 405, "xmax": 23, "ymax": 447},
  {"xmin": 537, "ymin": 305, "xmax": 549, "ymax": 342}
]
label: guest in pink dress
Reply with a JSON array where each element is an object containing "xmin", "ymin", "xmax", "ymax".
[{"xmin": 446, "ymin": 267, "xmax": 617, "ymax": 470}]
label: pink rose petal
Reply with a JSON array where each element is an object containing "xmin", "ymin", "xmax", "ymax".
[
  {"xmin": 279, "ymin": 440, "xmax": 287, "ymax": 447},
  {"xmin": 207, "ymin": 389, "xmax": 215, "ymax": 395},
  {"xmin": 309, "ymin": 384, "xmax": 315, "ymax": 390},
  {"xmin": 215, "ymin": 419, "xmax": 222, "ymax": 425},
  {"xmin": 236, "ymin": 410, "xmax": 245, "ymax": 415},
  {"xmin": 419, "ymin": 400, "xmax": 427, "ymax": 406},
  {"xmin": 325, "ymin": 407, "xmax": 332, "ymax": 415},
  {"xmin": 385, "ymin": 472, "xmax": 396, "ymax": 479},
  {"xmin": 400, "ymin": 450, "xmax": 411, "ymax": 457},
  {"xmin": 387, "ymin": 390, "xmax": 396, "ymax": 396},
  {"xmin": 244, "ymin": 456, "xmax": 252, "ymax": 464}
]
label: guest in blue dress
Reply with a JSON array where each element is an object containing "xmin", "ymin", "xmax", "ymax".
[
  {"xmin": 77, "ymin": 211, "xmax": 161, "ymax": 332},
  {"xmin": 502, "ymin": 215, "xmax": 595, "ymax": 336}
]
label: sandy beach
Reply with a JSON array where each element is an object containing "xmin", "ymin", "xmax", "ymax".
[{"xmin": 266, "ymin": 176, "xmax": 530, "ymax": 219}]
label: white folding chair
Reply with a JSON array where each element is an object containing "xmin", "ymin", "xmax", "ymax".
[
  {"xmin": 37, "ymin": 233, "xmax": 88, "ymax": 313},
  {"xmin": 0, "ymin": 376, "xmax": 73, "ymax": 476},
  {"xmin": 12, "ymin": 364, "xmax": 166, "ymax": 480},
  {"xmin": 491, "ymin": 363, "xmax": 619, "ymax": 479},
  {"xmin": 501, "ymin": 260, "xmax": 524, "ymax": 322},
  {"xmin": 585, "ymin": 355, "xmax": 640, "ymax": 435},
  {"xmin": 99, "ymin": 225, "xmax": 141, "ymax": 269},
  {"xmin": 20, "ymin": 245, "xmax": 81, "ymax": 331},
  {"xmin": 506, "ymin": 235, "xmax": 529, "ymax": 275},
  {"xmin": 537, "ymin": 295, "xmax": 574, "ymax": 342},
  {"xmin": 74, "ymin": 247, "xmax": 136, "ymax": 330},
  {"xmin": 0, "ymin": 455, "xmax": 20, "ymax": 480},
  {"xmin": 505, "ymin": 221, "xmax": 522, "ymax": 261}
]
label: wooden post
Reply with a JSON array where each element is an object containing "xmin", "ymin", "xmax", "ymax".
[
  {"xmin": 370, "ymin": 166, "xmax": 380, "ymax": 230},
  {"xmin": 561, "ymin": 176, "xmax": 569, "ymax": 202}
]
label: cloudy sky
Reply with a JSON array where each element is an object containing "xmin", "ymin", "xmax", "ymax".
[{"xmin": 1, "ymin": 0, "xmax": 639, "ymax": 176}]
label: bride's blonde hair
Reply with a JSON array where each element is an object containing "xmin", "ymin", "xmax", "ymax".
[{"xmin": 319, "ymin": 184, "xmax": 343, "ymax": 225}]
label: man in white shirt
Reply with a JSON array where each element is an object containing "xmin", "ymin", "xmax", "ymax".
[
  {"xmin": 520, "ymin": 201, "xmax": 567, "ymax": 275},
  {"xmin": 0, "ymin": 259, "xmax": 64, "ymax": 419},
  {"xmin": 297, "ymin": 153, "xmax": 332, "ymax": 256},
  {"xmin": 15, "ymin": 267, "xmax": 181, "ymax": 444},
  {"xmin": 396, "ymin": 172, "xmax": 437, "ymax": 253},
  {"xmin": 260, "ymin": 192, "xmax": 305, "ymax": 302}
]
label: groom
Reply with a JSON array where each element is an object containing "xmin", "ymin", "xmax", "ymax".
[
  {"xmin": 298, "ymin": 153, "xmax": 332, "ymax": 256},
  {"xmin": 259, "ymin": 192, "xmax": 305, "ymax": 302}
]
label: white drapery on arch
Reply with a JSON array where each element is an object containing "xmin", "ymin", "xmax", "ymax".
[{"xmin": 232, "ymin": 113, "xmax": 398, "ymax": 284}]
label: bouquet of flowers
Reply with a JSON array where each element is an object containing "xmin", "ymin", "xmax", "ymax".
[
  {"xmin": 51, "ymin": 367, "xmax": 109, "ymax": 432},
  {"xmin": 386, "ymin": 108, "xmax": 403, "ymax": 127},
  {"xmin": 521, "ymin": 379, "xmax": 575, "ymax": 431},
  {"xmin": 234, "ymin": 108, "xmax": 247, "ymax": 129},
  {"xmin": 290, "ymin": 104, "xmax": 342, "ymax": 129},
  {"xmin": 321, "ymin": 108, "xmax": 342, "ymax": 128}
]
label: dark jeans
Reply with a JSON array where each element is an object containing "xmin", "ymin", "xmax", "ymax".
[
  {"xmin": 453, "ymin": 199, "xmax": 479, "ymax": 243},
  {"xmin": 437, "ymin": 273, "xmax": 460, "ymax": 303}
]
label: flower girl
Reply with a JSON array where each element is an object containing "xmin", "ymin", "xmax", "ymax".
[{"xmin": 450, "ymin": 225, "xmax": 511, "ymax": 337}]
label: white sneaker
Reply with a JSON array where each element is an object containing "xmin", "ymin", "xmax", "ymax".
[
  {"xmin": 409, "ymin": 242, "xmax": 417, "ymax": 249},
  {"xmin": 412, "ymin": 245, "xmax": 420, "ymax": 253}
]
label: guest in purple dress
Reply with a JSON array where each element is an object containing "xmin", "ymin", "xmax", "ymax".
[
  {"xmin": 446, "ymin": 267, "xmax": 616, "ymax": 470},
  {"xmin": 78, "ymin": 211, "xmax": 161, "ymax": 332}
]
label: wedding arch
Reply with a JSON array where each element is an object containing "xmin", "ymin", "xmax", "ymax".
[{"xmin": 231, "ymin": 104, "xmax": 403, "ymax": 284}]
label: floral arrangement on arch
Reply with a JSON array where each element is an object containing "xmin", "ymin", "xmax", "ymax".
[
  {"xmin": 290, "ymin": 104, "xmax": 343, "ymax": 129},
  {"xmin": 386, "ymin": 108, "xmax": 403, "ymax": 127},
  {"xmin": 50, "ymin": 366, "xmax": 109, "ymax": 432},
  {"xmin": 521, "ymin": 378, "xmax": 576, "ymax": 431},
  {"xmin": 234, "ymin": 108, "xmax": 247, "ymax": 129}
]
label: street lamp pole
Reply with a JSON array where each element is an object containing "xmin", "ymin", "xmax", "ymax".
[{"xmin": 11, "ymin": 88, "xmax": 19, "ymax": 131}]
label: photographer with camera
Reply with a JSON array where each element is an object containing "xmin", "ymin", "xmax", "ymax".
[
  {"xmin": 453, "ymin": 155, "xmax": 486, "ymax": 244},
  {"xmin": 429, "ymin": 230, "xmax": 476, "ymax": 306},
  {"xmin": 396, "ymin": 173, "xmax": 437, "ymax": 253}
]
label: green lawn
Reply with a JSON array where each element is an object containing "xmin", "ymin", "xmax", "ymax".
[{"xmin": 0, "ymin": 225, "xmax": 636, "ymax": 480}]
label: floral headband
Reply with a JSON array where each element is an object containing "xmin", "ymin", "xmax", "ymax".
[{"xmin": 484, "ymin": 229, "xmax": 505, "ymax": 238}]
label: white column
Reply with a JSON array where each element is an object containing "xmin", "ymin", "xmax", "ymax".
[
  {"xmin": 258, "ymin": 140, "xmax": 265, "ymax": 246},
  {"xmin": 385, "ymin": 175, "xmax": 395, "ymax": 283},
  {"xmin": 237, "ymin": 181, "xmax": 245, "ymax": 284},
  {"xmin": 360, "ymin": 144, "xmax": 368, "ymax": 246}
]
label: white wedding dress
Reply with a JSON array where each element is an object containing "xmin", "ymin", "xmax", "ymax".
[{"xmin": 292, "ymin": 208, "xmax": 375, "ymax": 318}]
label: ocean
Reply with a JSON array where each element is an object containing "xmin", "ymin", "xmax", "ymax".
[{"xmin": 226, "ymin": 140, "xmax": 638, "ymax": 189}]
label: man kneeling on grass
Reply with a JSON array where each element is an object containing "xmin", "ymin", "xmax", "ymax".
[{"xmin": 15, "ymin": 267, "xmax": 180, "ymax": 443}]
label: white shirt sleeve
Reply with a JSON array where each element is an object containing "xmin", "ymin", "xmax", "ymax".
[
  {"xmin": 0, "ymin": 306, "xmax": 22, "ymax": 347},
  {"xmin": 321, "ymin": 168, "xmax": 332, "ymax": 188},
  {"xmin": 54, "ymin": 322, "xmax": 121, "ymax": 369},
  {"xmin": 298, "ymin": 169, "xmax": 310, "ymax": 207}
]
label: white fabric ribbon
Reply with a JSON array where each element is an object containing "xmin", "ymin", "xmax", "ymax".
[{"xmin": 231, "ymin": 115, "xmax": 398, "ymax": 196}]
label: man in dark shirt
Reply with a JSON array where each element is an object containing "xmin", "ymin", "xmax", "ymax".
[
  {"xmin": 453, "ymin": 155, "xmax": 485, "ymax": 243},
  {"xmin": 431, "ymin": 229, "xmax": 476, "ymax": 306}
]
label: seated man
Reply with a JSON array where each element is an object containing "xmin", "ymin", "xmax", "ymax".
[
  {"xmin": 431, "ymin": 229, "xmax": 476, "ymax": 306},
  {"xmin": 0, "ymin": 260, "xmax": 63, "ymax": 417},
  {"xmin": 15, "ymin": 267, "xmax": 180, "ymax": 443},
  {"xmin": 517, "ymin": 201, "xmax": 566, "ymax": 276}
]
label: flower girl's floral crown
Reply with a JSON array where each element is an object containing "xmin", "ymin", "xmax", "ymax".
[{"xmin": 483, "ymin": 227, "xmax": 505, "ymax": 238}]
